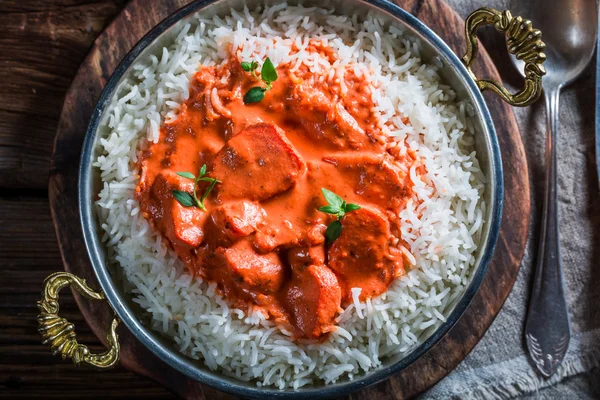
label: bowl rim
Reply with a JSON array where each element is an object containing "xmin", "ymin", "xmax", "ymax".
[{"xmin": 78, "ymin": 0, "xmax": 503, "ymax": 398}]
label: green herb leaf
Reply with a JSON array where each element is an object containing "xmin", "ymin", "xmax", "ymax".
[
  {"xmin": 172, "ymin": 165, "xmax": 220, "ymax": 211},
  {"xmin": 244, "ymin": 87, "xmax": 266, "ymax": 104},
  {"xmin": 317, "ymin": 189, "xmax": 362, "ymax": 244},
  {"xmin": 172, "ymin": 190, "xmax": 195, "ymax": 207},
  {"xmin": 198, "ymin": 177, "xmax": 221, "ymax": 183},
  {"xmin": 201, "ymin": 178, "xmax": 219, "ymax": 204},
  {"xmin": 321, "ymin": 188, "xmax": 344, "ymax": 209},
  {"xmin": 325, "ymin": 220, "xmax": 343, "ymax": 244},
  {"xmin": 344, "ymin": 203, "xmax": 362, "ymax": 212},
  {"xmin": 241, "ymin": 61, "xmax": 253, "ymax": 72},
  {"xmin": 176, "ymin": 171, "xmax": 195, "ymax": 180},
  {"xmin": 261, "ymin": 57, "xmax": 278, "ymax": 84},
  {"xmin": 318, "ymin": 205, "xmax": 340, "ymax": 215},
  {"xmin": 240, "ymin": 58, "xmax": 278, "ymax": 104}
]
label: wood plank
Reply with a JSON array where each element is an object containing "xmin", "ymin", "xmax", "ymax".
[
  {"xmin": 0, "ymin": 0, "xmax": 126, "ymax": 189},
  {"xmin": 0, "ymin": 197, "xmax": 173, "ymax": 398}
]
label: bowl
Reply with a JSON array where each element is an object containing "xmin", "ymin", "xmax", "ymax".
[{"xmin": 38, "ymin": 0, "xmax": 546, "ymax": 398}]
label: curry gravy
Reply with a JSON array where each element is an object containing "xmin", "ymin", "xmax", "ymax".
[{"xmin": 136, "ymin": 55, "xmax": 416, "ymax": 339}]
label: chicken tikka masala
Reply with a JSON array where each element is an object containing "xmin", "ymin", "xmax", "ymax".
[{"xmin": 137, "ymin": 51, "xmax": 419, "ymax": 339}]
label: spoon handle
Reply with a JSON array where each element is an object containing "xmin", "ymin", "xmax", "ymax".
[{"xmin": 524, "ymin": 87, "xmax": 571, "ymax": 377}]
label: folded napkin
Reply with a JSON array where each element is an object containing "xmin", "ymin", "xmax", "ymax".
[{"xmin": 423, "ymin": 1, "xmax": 600, "ymax": 398}]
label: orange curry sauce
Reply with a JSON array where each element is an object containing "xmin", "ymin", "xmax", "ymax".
[{"xmin": 136, "ymin": 49, "xmax": 417, "ymax": 339}]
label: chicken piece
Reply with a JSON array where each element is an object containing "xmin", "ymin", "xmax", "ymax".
[
  {"xmin": 211, "ymin": 201, "xmax": 265, "ymax": 240},
  {"xmin": 252, "ymin": 225, "xmax": 303, "ymax": 253},
  {"xmin": 296, "ymin": 112, "xmax": 348, "ymax": 150},
  {"xmin": 249, "ymin": 183, "xmax": 327, "ymax": 253},
  {"xmin": 144, "ymin": 171, "xmax": 207, "ymax": 249},
  {"xmin": 305, "ymin": 223, "xmax": 327, "ymax": 246},
  {"xmin": 322, "ymin": 153, "xmax": 410, "ymax": 211},
  {"xmin": 291, "ymin": 83, "xmax": 377, "ymax": 151},
  {"xmin": 211, "ymin": 123, "xmax": 306, "ymax": 201},
  {"xmin": 215, "ymin": 240, "xmax": 285, "ymax": 295},
  {"xmin": 327, "ymin": 206, "xmax": 400, "ymax": 301},
  {"xmin": 286, "ymin": 245, "xmax": 326, "ymax": 271},
  {"xmin": 281, "ymin": 264, "xmax": 341, "ymax": 338},
  {"xmin": 332, "ymin": 102, "xmax": 367, "ymax": 146},
  {"xmin": 294, "ymin": 109, "xmax": 375, "ymax": 151},
  {"xmin": 252, "ymin": 220, "xmax": 326, "ymax": 253}
]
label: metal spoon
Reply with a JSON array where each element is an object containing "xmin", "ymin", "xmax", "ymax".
[{"xmin": 509, "ymin": 0, "xmax": 597, "ymax": 378}]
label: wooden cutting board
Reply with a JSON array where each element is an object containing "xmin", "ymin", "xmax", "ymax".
[{"xmin": 48, "ymin": 0, "xmax": 531, "ymax": 398}]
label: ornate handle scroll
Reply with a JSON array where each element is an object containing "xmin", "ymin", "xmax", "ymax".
[
  {"xmin": 37, "ymin": 272, "xmax": 120, "ymax": 369},
  {"xmin": 462, "ymin": 8, "xmax": 547, "ymax": 107}
]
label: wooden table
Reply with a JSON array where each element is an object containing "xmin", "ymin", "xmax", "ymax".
[
  {"xmin": 0, "ymin": 1, "xmax": 174, "ymax": 397},
  {"xmin": 0, "ymin": 1, "xmax": 527, "ymax": 398}
]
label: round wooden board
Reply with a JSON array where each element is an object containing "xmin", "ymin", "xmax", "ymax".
[{"xmin": 49, "ymin": 0, "xmax": 530, "ymax": 398}]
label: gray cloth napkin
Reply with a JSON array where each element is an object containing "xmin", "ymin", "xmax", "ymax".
[{"xmin": 420, "ymin": 0, "xmax": 600, "ymax": 398}]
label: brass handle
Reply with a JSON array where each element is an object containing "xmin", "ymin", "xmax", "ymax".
[
  {"xmin": 37, "ymin": 272, "xmax": 120, "ymax": 369},
  {"xmin": 462, "ymin": 8, "xmax": 546, "ymax": 107}
]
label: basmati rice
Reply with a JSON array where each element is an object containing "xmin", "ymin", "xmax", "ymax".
[{"xmin": 94, "ymin": 3, "xmax": 485, "ymax": 389}]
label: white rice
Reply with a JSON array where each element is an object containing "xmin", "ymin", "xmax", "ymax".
[{"xmin": 94, "ymin": 3, "xmax": 485, "ymax": 389}]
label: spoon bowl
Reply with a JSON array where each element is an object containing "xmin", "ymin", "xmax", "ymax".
[{"xmin": 510, "ymin": 0, "xmax": 597, "ymax": 89}]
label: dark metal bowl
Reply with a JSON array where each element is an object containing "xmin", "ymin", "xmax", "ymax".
[{"xmin": 78, "ymin": 0, "xmax": 503, "ymax": 398}]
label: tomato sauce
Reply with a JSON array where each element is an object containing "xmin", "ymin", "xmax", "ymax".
[{"xmin": 136, "ymin": 50, "xmax": 417, "ymax": 339}]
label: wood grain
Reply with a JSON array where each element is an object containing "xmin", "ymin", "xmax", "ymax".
[
  {"xmin": 0, "ymin": 1, "xmax": 173, "ymax": 398},
  {"xmin": 0, "ymin": 0, "xmax": 127, "ymax": 189},
  {"xmin": 0, "ymin": 196, "xmax": 173, "ymax": 398},
  {"xmin": 44, "ymin": 0, "xmax": 528, "ymax": 399}
]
